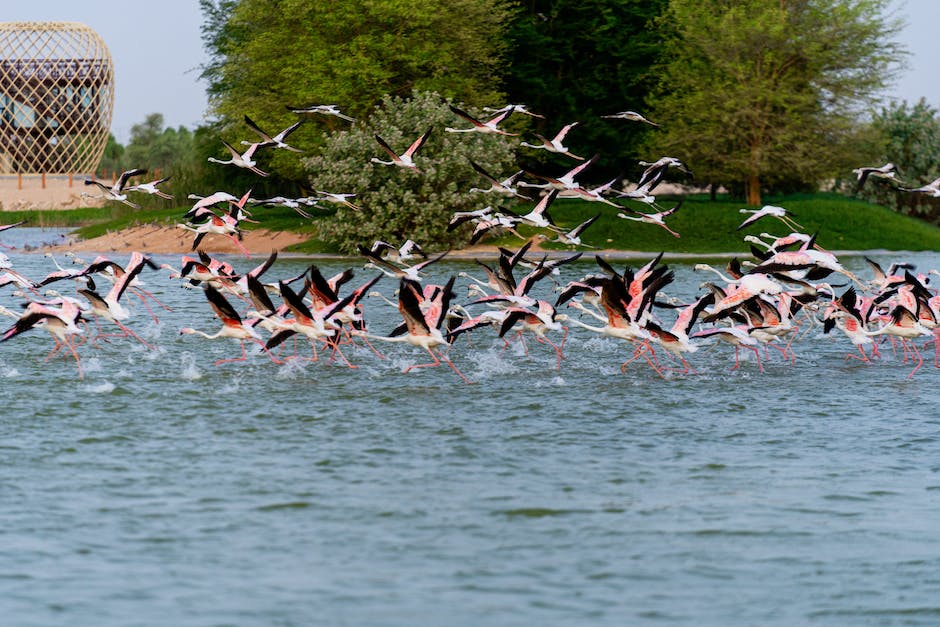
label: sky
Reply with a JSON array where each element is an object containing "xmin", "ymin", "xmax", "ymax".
[{"xmin": 2, "ymin": 0, "xmax": 938, "ymax": 145}]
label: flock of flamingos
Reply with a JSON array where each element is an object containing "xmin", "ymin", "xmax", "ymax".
[{"xmin": 1, "ymin": 102, "xmax": 938, "ymax": 382}]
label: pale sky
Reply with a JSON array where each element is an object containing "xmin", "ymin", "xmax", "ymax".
[{"xmin": 2, "ymin": 1, "xmax": 937, "ymax": 145}]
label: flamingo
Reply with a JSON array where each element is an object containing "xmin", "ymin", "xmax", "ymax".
[
  {"xmin": 0, "ymin": 299, "xmax": 86, "ymax": 376},
  {"xmin": 371, "ymin": 128, "xmax": 432, "ymax": 171},
  {"xmin": 83, "ymin": 168, "xmax": 146, "ymax": 209},
  {"xmin": 445, "ymin": 105, "xmax": 517, "ymax": 135},
  {"xmin": 314, "ymin": 191, "xmax": 362, "ymax": 211},
  {"xmin": 354, "ymin": 277, "xmax": 472, "ymax": 383},
  {"xmin": 852, "ymin": 162, "xmax": 898, "ymax": 192},
  {"xmin": 691, "ymin": 325, "xmax": 765, "ymax": 373},
  {"xmin": 900, "ymin": 175, "xmax": 940, "ymax": 197},
  {"xmin": 537, "ymin": 213, "xmax": 600, "ymax": 248},
  {"xmin": 617, "ymin": 202, "xmax": 683, "ymax": 238},
  {"xmin": 737, "ymin": 205, "xmax": 804, "ymax": 232},
  {"xmin": 520, "ymin": 122, "xmax": 583, "ymax": 160},
  {"xmin": 467, "ymin": 160, "xmax": 530, "ymax": 199},
  {"xmin": 180, "ymin": 285, "xmax": 279, "ymax": 366},
  {"xmin": 287, "ymin": 104, "xmax": 355, "ymax": 122},
  {"xmin": 482, "ymin": 103, "xmax": 544, "ymax": 118},
  {"xmin": 126, "ymin": 175, "xmax": 173, "ymax": 199},
  {"xmin": 242, "ymin": 114, "xmax": 303, "ymax": 152},
  {"xmin": 601, "ymin": 110, "xmax": 659, "ymax": 127},
  {"xmin": 207, "ymin": 141, "xmax": 269, "ymax": 177},
  {"xmin": 366, "ymin": 240, "xmax": 427, "ymax": 264}
]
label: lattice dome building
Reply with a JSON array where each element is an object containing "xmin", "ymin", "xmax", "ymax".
[{"xmin": 0, "ymin": 22, "xmax": 113, "ymax": 174}]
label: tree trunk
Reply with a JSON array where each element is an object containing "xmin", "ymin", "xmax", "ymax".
[{"xmin": 746, "ymin": 174, "xmax": 761, "ymax": 206}]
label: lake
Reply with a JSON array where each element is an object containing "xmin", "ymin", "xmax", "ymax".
[{"xmin": 1, "ymin": 229, "xmax": 938, "ymax": 625}]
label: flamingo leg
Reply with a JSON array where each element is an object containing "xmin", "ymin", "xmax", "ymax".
[
  {"xmin": 906, "ymin": 340, "xmax": 924, "ymax": 378},
  {"xmin": 227, "ymin": 234, "xmax": 252, "ymax": 259},
  {"xmin": 215, "ymin": 341, "xmax": 249, "ymax": 366},
  {"xmin": 845, "ymin": 344, "xmax": 872, "ymax": 363}
]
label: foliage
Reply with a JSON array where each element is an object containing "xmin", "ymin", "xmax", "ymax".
[
  {"xmin": 859, "ymin": 98, "xmax": 940, "ymax": 221},
  {"xmin": 502, "ymin": 0, "xmax": 669, "ymax": 180},
  {"xmin": 643, "ymin": 0, "xmax": 905, "ymax": 206},
  {"xmin": 198, "ymin": 0, "xmax": 513, "ymax": 182},
  {"xmin": 304, "ymin": 90, "xmax": 518, "ymax": 253},
  {"xmin": 97, "ymin": 134, "xmax": 125, "ymax": 178}
]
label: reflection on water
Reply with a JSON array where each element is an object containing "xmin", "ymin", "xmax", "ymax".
[{"xmin": 0, "ymin": 238, "xmax": 938, "ymax": 625}]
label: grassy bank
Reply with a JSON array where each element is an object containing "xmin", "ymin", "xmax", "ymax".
[{"xmin": 6, "ymin": 192, "xmax": 940, "ymax": 253}]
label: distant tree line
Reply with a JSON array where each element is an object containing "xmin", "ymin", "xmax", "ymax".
[{"xmin": 100, "ymin": 0, "xmax": 938, "ymax": 238}]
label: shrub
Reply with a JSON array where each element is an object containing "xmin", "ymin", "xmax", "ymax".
[{"xmin": 305, "ymin": 90, "xmax": 519, "ymax": 253}]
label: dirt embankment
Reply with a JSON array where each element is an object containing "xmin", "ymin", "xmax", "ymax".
[{"xmin": 41, "ymin": 225, "xmax": 311, "ymax": 255}]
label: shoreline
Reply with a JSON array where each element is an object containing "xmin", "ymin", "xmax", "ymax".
[{"xmin": 25, "ymin": 223, "xmax": 913, "ymax": 261}]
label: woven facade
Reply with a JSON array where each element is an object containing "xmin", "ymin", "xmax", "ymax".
[{"xmin": 0, "ymin": 22, "xmax": 113, "ymax": 174}]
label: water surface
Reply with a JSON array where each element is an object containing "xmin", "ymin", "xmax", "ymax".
[{"xmin": 1, "ymin": 234, "xmax": 938, "ymax": 625}]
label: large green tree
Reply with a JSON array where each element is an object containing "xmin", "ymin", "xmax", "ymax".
[
  {"xmin": 502, "ymin": 0, "xmax": 669, "ymax": 180},
  {"xmin": 644, "ymin": 0, "xmax": 905, "ymax": 205},
  {"xmin": 199, "ymin": 0, "xmax": 513, "ymax": 181}
]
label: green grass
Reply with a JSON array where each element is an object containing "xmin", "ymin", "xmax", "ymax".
[
  {"xmin": 497, "ymin": 192, "xmax": 940, "ymax": 253},
  {"xmin": 7, "ymin": 192, "xmax": 940, "ymax": 253}
]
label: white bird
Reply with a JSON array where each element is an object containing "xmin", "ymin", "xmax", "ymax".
[
  {"xmin": 371, "ymin": 128, "xmax": 432, "ymax": 171},
  {"xmin": 367, "ymin": 240, "xmax": 427, "ymax": 264},
  {"xmin": 208, "ymin": 141, "xmax": 270, "ymax": 177},
  {"xmin": 601, "ymin": 110, "xmax": 659, "ymax": 127},
  {"xmin": 482, "ymin": 103, "xmax": 545, "ymax": 119},
  {"xmin": 467, "ymin": 160, "xmax": 529, "ymax": 199},
  {"xmin": 852, "ymin": 162, "xmax": 897, "ymax": 192},
  {"xmin": 617, "ymin": 202, "xmax": 683, "ymax": 238},
  {"xmin": 900, "ymin": 175, "xmax": 940, "ymax": 197},
  {"xmin": 287, "ymin": 104, "xmax": 355, "ymax": 122},
  {"xmin": 242, "ymin": 114, "xmax": 303, "ymax": 152},
  {"xmin": 83, "ymin": 168, "xmax": 146, "ymax": 209},
  {"xmin": 737, "ymin": 205, "xmax": 804, "ymax": 231},
  {"xmin": 126, "ymin": 175, "xmax": 173, "ymax": 199},
  {"xmin": 520, "ymin": 122, "xmax": 583, "ymax": 160},
  {"xmin": 315, "ymin": 191, "xmax": 361, "ymax": 211},
  {"xmin": 445, "ymin": 105, "xmax": 517, "ymax": 135},
  {"xmin": 539, "ymin": 213, "xmax": 600, "ymax": 247}
]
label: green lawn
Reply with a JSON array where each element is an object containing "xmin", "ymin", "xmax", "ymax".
[
  {"xmin": 494, "ymin": 192, "xmax": 940, "ymax": 253},
  {"xmin": 7, "ymin": 192, "xmax": 940, "ymax": 253}
]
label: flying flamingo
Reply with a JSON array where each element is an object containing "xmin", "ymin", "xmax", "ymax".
[
  {"xmin": 371, "ymin": 128, "xmax": 432, "ymax": 171},
  {"xmin": 83, "ymin": 168, "xmax": 147, "ymax": 209},
  {"xmin": 208, "ymin": 141, "xmax": 269, "ymax": 177},
  {"xmin": 445, "ymin": 105, "xmax": 517, "ymax": 135},
  {"xmin": 242, "ymin": 114, "xmax": 303, "ymax": 152},
  {"xmin": 126, "ymin": 175, "xmax": 173, "ymax": 199},
  {"xmin": 617, "ymin": 202, "xmax": 683, "ymax": 238},
  {"xmin": 520, "ymin": 122, "xmax": 584, "ymax": 160},
  {"xmin": 287, "ymin": 104, "xmax": 355, "ymax": 122},
  {"xmin": 601, "ymin": 110, "xmax": 659, "ymax": 127}
]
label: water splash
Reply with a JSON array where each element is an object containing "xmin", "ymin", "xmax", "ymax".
[
  {"xmin": 83, "ymin": 381, "xmax": 116, "ymax": 394},
  {"xmin": 179, "ymin": 352, "xmax": 202, "ymax": 380}
]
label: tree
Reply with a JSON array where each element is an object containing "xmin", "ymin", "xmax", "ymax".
[
  {"xmin": 97, "ymin": 133, "xmax": 125, "ymax": 178},
  {"xmin": 643, "ymin": 0, "xmax": 905, "ymax": 205},
  {"xmin": 502, "ymin": 0, "xmax": 669, "ymax": 180},
  {"xmin": 120, "ymin": 113, "xmax": 198, "ymax": 207},
  {"xmin": 198, "ymin": 0, "xmax": 513, "ymax": 181},
  {"xmin": 305, "ymin": 90, "xmax": 518, "ymax": 253},
  {"xmin": 861, "ymin": 98, "xmax": 940, "ymax": 220}
]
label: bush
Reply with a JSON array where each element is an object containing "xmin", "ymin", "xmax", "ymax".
[{"xmin": 305, "ymin": 90, "xmax": 519, "ymax": 253}]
